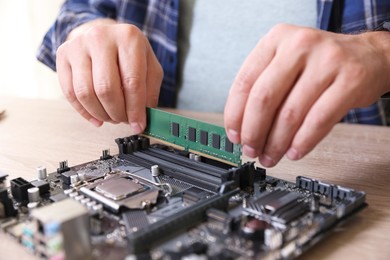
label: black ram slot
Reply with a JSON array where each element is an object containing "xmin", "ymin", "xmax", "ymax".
[
  {"xmin": 119, "ymin": 153, "xmax": 220, "ymax": 191},
  {"xmin": 134, "ymin": 151, "xmax": 220, "ymax": 188},
  {"xmin": 133, "ymin": 151, "xmax": 218, "ymax": 182},
  {"xmin": 145, "ymin": 147, "xmax": 228, "ymax": 176}
]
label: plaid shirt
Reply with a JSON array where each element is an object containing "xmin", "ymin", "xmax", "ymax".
[{"xmin": 37, "ymin": 0, "xmax": 390, "ymax": 125}]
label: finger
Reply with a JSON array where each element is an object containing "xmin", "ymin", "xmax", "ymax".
[
  {"xmin": 117, "ymin": 31, "xmax": 147, "ymax": 134},
  {"xmin": 240, "ymin": 48, "xmax": 305, "ymax": 158},
  {"xmin": 145, "ymin": 42, "xmax": 163, "ymax": 108},
  {"xmin": 287, "ymin": 74, "xmax": 354, "ymax": 160},
  {"xmin": 91, "ymin": 42, "xmax": 127, "ymax": 123},
  {"xmin": 71, "ymin": 53, "xmax": 111, "ymax": 122},
  {"xmin": 260, "ymin": 57, "xmax": 337, "ymax": 167},
  {"xmin": 56, "ymin": 51, "xmax": 103, "ymax": 127},
  {"xmin": 224, "ymin": 32, "xmax": 278, "ymax": 144}
]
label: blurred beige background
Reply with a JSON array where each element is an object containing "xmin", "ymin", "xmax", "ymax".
[{"xmin": 0, "ymin": 0, "xmax": 63, "ymax": 99}]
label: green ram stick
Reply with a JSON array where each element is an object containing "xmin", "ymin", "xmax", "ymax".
[{"xmin": 144, "ymin": 108, "xmax": 242, "ymax": 166}]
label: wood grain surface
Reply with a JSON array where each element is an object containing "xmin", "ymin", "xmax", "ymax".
[{"xmin": 0, "ymin": 97, "xmax": 389, "ymax": 260}]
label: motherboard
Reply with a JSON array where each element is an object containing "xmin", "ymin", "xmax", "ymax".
[{"xmin": 0, "ymin": 109, "xmax": 366, "ymax": 260}]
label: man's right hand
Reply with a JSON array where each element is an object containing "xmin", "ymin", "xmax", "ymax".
[{"xmin": 56, "ymin": 19, "xmax": 163, "ymax": 134}]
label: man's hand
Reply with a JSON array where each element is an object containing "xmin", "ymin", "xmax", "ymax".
[
  {"xmin": 56, "ymin": 19, "xmax": 163, "ymax": 133},
  {"xmin": 224, "ymin": 24, "xmax": 390, "ymax": 167}
]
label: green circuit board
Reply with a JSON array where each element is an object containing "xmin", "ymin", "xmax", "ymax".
[{"xmin": 144, "ymin": 108, "xmax": 242, "ymax": 166}]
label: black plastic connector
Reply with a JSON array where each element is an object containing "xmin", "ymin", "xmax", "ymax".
[
  {"xmin": 116, "ymin": 135, "xmax": 150, "ymax": 155},
  {"xmin": 60, "ymin": 170, "xmax": 78, "ymax": 185},
  {"xmin": 100, "ymin": 149, "xmax": 112, "ymax": 160},
  {"xmin": 0, "ymin": 188, "xmax": 17, "ymax": 217},
  {"xmin": 10, "ymin": 177, "xmax": 33, "ymax": 202},
  {"xmin": 31, "ymin": 180, "xmax": 50, "ymax": 195},
  {"xmin": 57, "ymin": 160, "xmax": 70, "ymax": 174}
]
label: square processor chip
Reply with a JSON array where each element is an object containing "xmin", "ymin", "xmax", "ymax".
[{"xmin": 95, "ymin": 177, "xmax": 145, "ymax": 201}]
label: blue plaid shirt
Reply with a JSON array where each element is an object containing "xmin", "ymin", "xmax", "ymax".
[{"xmin": 37, "ymin": 0, "xmax": 390, "ymax": 125}]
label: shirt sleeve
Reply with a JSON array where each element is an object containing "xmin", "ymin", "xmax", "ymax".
[{"xmin": 36, "ymin": 0, "xmax": 117, "ymax": 71}]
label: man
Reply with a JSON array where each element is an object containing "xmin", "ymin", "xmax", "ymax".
[{"xmin": 37, "ymin": 0, "xmax": 390, "ymax": 167}]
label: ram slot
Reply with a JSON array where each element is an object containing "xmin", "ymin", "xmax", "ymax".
[{"xmin": 119, "ymin": 152, "xmax": 221, "ymax": 191}]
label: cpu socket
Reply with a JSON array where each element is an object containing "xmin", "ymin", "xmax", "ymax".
[
  {"xmin": 80, "ymin": 172, "xmax": 160, "ymax": 213},
  {"xmin": 95, "ymin": 177, "xmax": 145, "ymax": 201}
]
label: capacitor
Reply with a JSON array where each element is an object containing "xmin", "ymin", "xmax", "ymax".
[
  {"xmin": 240, "ymin": 217, "xmax": 269, "ymax": 241},
  {"xmin": 27, "ymin": 187, "xmax": 40, "ymax": 203},
  {"xmin": 151, "ymin": 165, "xmax": 160, "ymax": 177},
  {"xmin": 36, "ymin": 166, "xmax": 47, "ymax": 180}
]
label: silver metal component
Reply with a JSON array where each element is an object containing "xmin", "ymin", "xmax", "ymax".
[
  {"xmin": 81, "ymin": 198, "xmax": 91, "ymax": 205},
  {"xmin": 70, "ymin": 174, "xmax": 79, "ymax": 185},
  {"xmin": 189, "ymin": 153, "xmax": 196, "ymax": 160},
  {"xmin": 27, "ymin": 202, "xmax": 39, "ymax": 210},
  {"xmin": 75, "ymin": 195, "xmax": 84, "ymax": 202},
  {"xmin": 194, "ymin": 154, "xmax": 201, "ymax": 162},
  {"xmin": 78, "ymin": 172, "xmax": 86, "ymax": 182},
  {"xmin": 27, "ymin": 187, "xmax": 40, "ymax": 203},
  {"xmin": 36, "ymin": 166, "xmax": 47, "ymax": 180},
  {"xmin": 80, "ymin": 172, "xmax": 160, "ymax": 212},
  {"xmin": 81, "ymin": 187, "xmax": 120, "ymax": 211},
  {"xmin": 69, "ymin": 192, "xmax": 78, "ymax": 198},
  {"xmin": 243, "ymin": 196, "xmax": 248, "ymax": 208},
  {"xmin": 126, "ymin": 171, "xmax": 172, "ymax": 197},
  {"xmin": 92, "ymin": 204, "xmax": 103, "ymax": 215},
  {"xmin": 160, "ymin": 183, "xmax": 173, "ymax": 197},
  {"xmin": 64, "ymin": 189, "xmax": 74, "ymax": 195},
  {"xmin": 86, "ymin": 200, "xmax": 97, "ymax": 210},
  {"xmin": 95, "ymin": 177, "xmax": 144, "ymax": 201},
  {"xmin": 265, "ymin": 228, "xmax": 283, "ymax": 249},
  {"xmin": 310, "ymin": 195, "xmax": 319, "ymax": 212},
  {"xmin": 151, "ymin": 165, "xmax": 160, "ymax": 177},
  {"xmin": 141, "ymin": 200, "xmax": 151, "ymax": 208}
]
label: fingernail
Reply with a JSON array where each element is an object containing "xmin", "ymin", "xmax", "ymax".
[
  {"xmin": 259, "ymin": 154, "xmax": 275, "ymax": 167},
  {"xmin": 227, "ymin": 129, "xmax": 240, "ymax": 144},
  {"xmin": 130, "ymin": 122, "xmax": 142, "ymax": 134},
  {"xmin": 286, "ymin": 147, "xmax": 300, "ymax": 160},
  {"xmin": 89, "ymin": 118, "xmax": 102, "ymax": 127},
  {"xmin": 243, "ymin": 145, "xmax": 258, "ymax": 158}
]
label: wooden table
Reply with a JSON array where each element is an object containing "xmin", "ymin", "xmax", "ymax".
[{"xmin": 0, "ymin": 97, "xmax": 389, "ymax": 259}]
